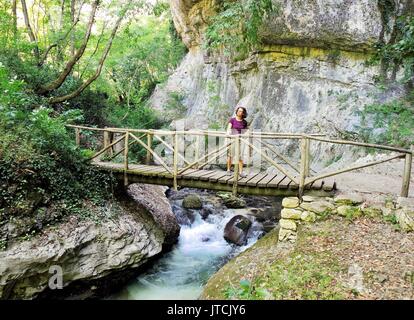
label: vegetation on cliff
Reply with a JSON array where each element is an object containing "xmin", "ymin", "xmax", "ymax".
[{"xmin": 0, "ymin": 0, "xmax": 185, "ymax": 250}]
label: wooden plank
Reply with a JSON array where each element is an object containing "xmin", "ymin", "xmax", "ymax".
[
  {"xmin": 199, "ymin": 170, "xmax": 222, "ymax": 181},
  {"xmin": 225, "ymin": 172, "xmax": 257, "ymax": 186},
  {"xmin": 218, "ymin": 173, "xmax": 235, "ymax": 184},
  {"xmin": 309, "ymin": 179, "xmax": 323, "ymax": 190},
  {"xmin": 183, "ymin": 169, "xmax": 213, "ymax": 180},
  {"xmin": 177, "ymin": 168, "xmax": 199, "ymax": 179},
  {"xmin": 266, "ymin": 174, "xmax": 286, "ymax": 188},
  {"xmin": 246, "ymin": 173, "xmax": 268, "ymax": 187},
  {"xmin": 209, "ymin": 171, "xmax": 229, "ymax": 182},
  {"xmin": 237, "ymin": 172, "xmax": 260, "ymax": 186},
  {"xmin": 257, "ymin": 173, "xmax": 278, "ymax": 187}
]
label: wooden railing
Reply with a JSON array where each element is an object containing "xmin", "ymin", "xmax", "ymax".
[{"xmin": 66, "ymin": 125, "xmax": 412, "ymax": 198}]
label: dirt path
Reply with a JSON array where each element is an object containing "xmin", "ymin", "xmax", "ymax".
[{"xmin": 327, "ymin": 157, "xmax": 414, "ymax": 198}]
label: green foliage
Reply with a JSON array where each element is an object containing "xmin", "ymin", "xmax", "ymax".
[
  {"xmin": 205, "ymin": 80, "xmax": 231, "ymax": 128},
  {"xmin": 224, "ymin": 279, "xmax": 269, "ymax": 300},
  {"xmin": 164, "ymin": 91, "xmax": 187, "ymax": 120},
  {"xmin": 105, "ymin": 15, "xmax": 186, "ymax": 107},
  {"xmin": 205, "ymin": 0, "xmax": 278, "ymax": 60},
  {"xmin": 370, "ymin": 15, "xmax": 414, "ymax": 84},
  {"xmin": 355, "ymin": 98, "xmax": 414, "ymax": 148}
]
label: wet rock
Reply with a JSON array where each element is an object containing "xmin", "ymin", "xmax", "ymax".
[
  {"xmin": 200, "ymin": 204, "xmax": 215, "ymax": 219},
  {"xmin": 223, "ymin": 215, "xmax": 252, "ymax": 246},
  {"xmin": 223, "ymin": 196, "xmax": 246, "ymax": 209},
  {"xmin": 171, "ymin": 203, "xmax": 191, "ymax": 226},
  {"xmin": 182, "ymin": 194, "xmax": 203, "ymax": 209},
  {"xmin": 262, "ymin": 221, "xmax": 277, "ymax": 233}
]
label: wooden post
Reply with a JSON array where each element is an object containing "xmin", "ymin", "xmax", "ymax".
[
  {"xmin": 146, "ymin": 131, "xmax": 153, "ymax": 165},
  {"xmin": 304, "ymin": 138, "xmax": 310, "ymax": 177},
  {"xmin": 103, "ymin": 129, "xmax": 112, "ymax": 157},
  {"xmin": 75, "ymin": 128, "xmax": 80, "ymax": 146},
  {"xmin": 173, "ymin": 133, "xmax": 178, "ymax": 191},
  {"xmin": 195, "ymin": 135, "xmax": 200, "ymax": 169},
  {"xmin": 232, "ymin": 135, "xmax": 240, "ymax": 196},
  {"xmin": 401, "ymin": 152, "xmax": 412, "ymax": 197},
  {"xmin": 298, "ymin": 137, "xmax": 309, "ymax": 200},
  {"xmin": 124, "ymin": 132, "xmax": 129, "ymax": 186}
]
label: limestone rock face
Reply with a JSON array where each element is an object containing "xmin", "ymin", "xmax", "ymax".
[
  {"xmin": 0, "ymin": 184, "xmax": 179, "ymax": 299},
  {"xmin": 152, "ymin": 1, "xmax": 412, "ymax": 166},
  {"xmin": 127, "ymin": 184, "xmax": 180, "ymax": 245}
]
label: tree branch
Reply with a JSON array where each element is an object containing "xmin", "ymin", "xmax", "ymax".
[
  {"xmin": 49, "ymin": 3, "xmax": 130, "ymax": 104},
  {"xmin": 38, "ymin": 0, "xmax": 100, "ymax": 95},
  {"xmin": 39, "ymin": 16, "xmax": 81, "ymax": 66}
]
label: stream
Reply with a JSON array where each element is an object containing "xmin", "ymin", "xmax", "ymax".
[{"xmin": 109, "ymin": 188, "xmax": 281, "ymax": 300}]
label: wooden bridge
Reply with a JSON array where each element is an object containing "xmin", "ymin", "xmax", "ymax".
[{"xmin": 67, "ymin": 125, "xmax": 412, "ymax": 198}]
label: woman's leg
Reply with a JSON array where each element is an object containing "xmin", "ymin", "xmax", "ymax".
[
  {"xmin": 227, "ymin": 156, "xmax": 232, "ymax": 171},
  {"xmin": 238, "ymin": 160, "xmax": 243, "ymax": 174}
]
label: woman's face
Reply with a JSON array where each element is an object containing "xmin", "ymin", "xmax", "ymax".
[{"xmin": 236, "ymin": 108, "xmax": 245, "ymax": 118}]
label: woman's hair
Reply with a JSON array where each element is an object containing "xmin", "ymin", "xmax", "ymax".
[{"xmin": 235, "ymin": 106, "xmax": 247, "ymax": 119}]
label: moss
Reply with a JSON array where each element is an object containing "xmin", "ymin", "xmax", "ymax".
[
  {"xmin": 201, "ymin": 218, "xmax": 349, "ymax": 300},
  {"xmin": 260, "ymin": 44, "xmax": 372, "ymax": 62}
]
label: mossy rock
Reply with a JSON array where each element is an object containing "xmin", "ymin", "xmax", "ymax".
[{"xmin": 182, "ymin": 194, "xmax": 202, "ymax": 209}]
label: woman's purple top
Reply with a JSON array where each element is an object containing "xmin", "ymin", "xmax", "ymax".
[{"xmin": 229, "ymin": 117, "xmax": 248, "ymax": 134}]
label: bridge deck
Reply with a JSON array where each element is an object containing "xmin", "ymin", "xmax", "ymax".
[{"xmin": 94, "ymin": 161, "xmax": 336, "ymax": 197}]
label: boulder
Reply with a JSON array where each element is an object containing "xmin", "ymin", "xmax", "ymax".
[
  {"xmin": 301, "ymin": 211, "xmax": 316, "ymax": 223},
  {"xmin": 200, "ymin": 204, "xmax": 215, "ymax": 219},
  {"xmin": 182, "ymin": 194, "xmax": 202, "ymax": 209},
  {"xmin": 302, "ymin": 195, "xmax": 317, "ymax": 202},
  {"xmin": 278, "ymin": 228, "xmax": 297, "ymax": 242},
  {"xmin": 279, "ymin": 219, "xmax": 297, "ymax": 231},
  {"xmin": 334, "ymin": 194, "xmax": 364, "ymax": 205},
  {"xmin": 0, "ymin": 199, "xmax": 165, "ymax": 299},
  {"xmin": 127, "ymin": 184, "xmax": 180, "ymax": 245},
  {"xmin": 395, "ymin": 209, "xmax": 414, "ymax": 232},
  {"xmin": 223, "ymin": 215, "xmax": 252, "ymax": 246},
  {"xmin": 300, "ymin": 201, "xmax": 335, "ymax": 214},
  {"xmin": 223, "ymin": 196, "xmax": 246, "ymax": 209},
  {"xmin": 281, "ymin": 208, "xmax": 302, "ymax": 220},
  {"xmin": 282, "ymin": 197, "xmax": 299, "ymax": 208}
]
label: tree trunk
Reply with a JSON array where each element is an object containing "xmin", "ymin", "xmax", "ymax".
[
  {"xmin": 70, "ymin": 0, "xmax": 76, "ymax": 56},
  {"xmin": 38, "ymin": 0, "xmax": 99, "ymax": 95},
  {"xmin": 12, "ymin": 0, "xmax": 17, "ymax": 36},
  {"xmin": 21, "ymin": 0, "xmax": 40, "ymax": 62}
]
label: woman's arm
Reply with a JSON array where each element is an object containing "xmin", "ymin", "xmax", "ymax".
[{"xmin": 226, "ymin": 122, "xmax": 232, "ymax": 134}]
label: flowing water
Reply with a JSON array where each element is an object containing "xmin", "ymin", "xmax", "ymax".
[{"xmin": 110, "ymin": 208, "xmax": 263, "ymax": 300}]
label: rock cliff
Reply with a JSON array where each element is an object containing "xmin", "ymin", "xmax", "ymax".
[
  {"xmin": 152, "ymin": 0, "xmax": 413, "ymax": 166},
  {"xmin": 0, "ymin": 184, "xmax": 179, "ymax": 299}
]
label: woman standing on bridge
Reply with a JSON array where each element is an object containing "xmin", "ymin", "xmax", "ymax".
[{"xmin": 226, "ymin": 106, "xmax": 249, "ymax": 177}]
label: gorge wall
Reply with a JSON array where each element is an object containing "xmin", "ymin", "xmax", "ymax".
[{"xmin": 151, "ymin": 0, "xmax": 413, "ymax": 168}]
